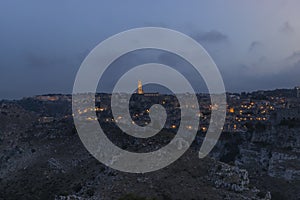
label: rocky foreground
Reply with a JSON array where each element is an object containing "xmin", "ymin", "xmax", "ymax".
[{"xmin": 0, "ymin": 98, "xmax": 299, "ymax": 199}]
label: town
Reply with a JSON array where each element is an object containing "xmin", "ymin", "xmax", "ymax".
[{"xmin": 35, "ymin": 84, "xmax": 300, "ymax": 136}]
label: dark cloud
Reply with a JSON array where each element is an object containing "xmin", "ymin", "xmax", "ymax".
[
  {"xmin": 223, "ymin": 55, "xmax": 300, "ymax": 92},
  {"xmin": 249, "ymin": 41, "xmax": 263, "ymax": 52},
  {"xmin": 192, "ymin": 30, "xmax": 228, "ymax": 43},
  {"xmin": 25, "ymin": 52, "xmax": 68, "ymax": 68},
  {"xmin": 25, "ymin": 49, "xmax": 88, "ymax": 69},
  {"xmin": 280, "ymin": 21, "xmax": 294, "ymax": 33},
  {"xmin": 143, "ymin": 22, "xmax": 169, "ymax": 28},
  {"xmin": 286, "ymin": 50, "xmax": 300, "ymax": 61},
  {"xmin": 264, "ymin": 60, "xmax": 300, "ymax": 89}
]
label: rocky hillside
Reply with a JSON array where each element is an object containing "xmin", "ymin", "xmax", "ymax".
[
  {"xmin": 206, "ymin": 126, "xmax": 300, "ymax": 200},
  {"xmin": 0, "ymin": 99, "xmax": 271, "ymax": 200}
]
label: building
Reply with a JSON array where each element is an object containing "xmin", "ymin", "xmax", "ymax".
[
  {"xmin": 286, "ymin": 98, "xmax": 300, "ymax": 108},
  {"xmin": 144, "ymin": 92, "xmax": 160, "ymax": 97},
  {"xmin": 296, "ymin": 86, "xmax": 300, "ymax": 98},
  {"xmin": 136, "ymin": 80, "xmax": 160, "ymax": 97},
  {"xmin": 38, "ymin": 116, "xmax": 54, "ymax": 123},
  {"xmin": 137, "ymin": 80, "xmax": 144, "ymax": 95},
  {"xmin": 276, "ymin": 107, "xmax": 300, "ymax": 123},
  {"xmin": 36, "ymin": 95, "xmax": 59, "ymax": 101}
]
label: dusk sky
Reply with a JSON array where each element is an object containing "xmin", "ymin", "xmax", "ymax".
[{"xmin": 1, "ymin": 0, "xmax": 300, "ymax": 99}]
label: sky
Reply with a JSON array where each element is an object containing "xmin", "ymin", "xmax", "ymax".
[{"xmin": 0, "ymin": 0, "xmax": 300, "ymax": 99}]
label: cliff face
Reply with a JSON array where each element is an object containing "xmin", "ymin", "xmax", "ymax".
[
  {"xmin": 204, "ymin": 125, "xmax": 300, "ymax": 199},
  {"xmin": 251, "ymin": 127, "xmax": 300, "ymax": 150},
  {"xmin": 237, "ymin": 127, "xmax": 300, "ymax": 181},
  {"xmin": 268, "ymin": 151, "xmax": 300, "ymax": 180}
]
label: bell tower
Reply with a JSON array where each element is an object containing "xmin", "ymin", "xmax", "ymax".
[{"xmin": 137, "ymin": 80, "xmax": 144, "ymax": 94}]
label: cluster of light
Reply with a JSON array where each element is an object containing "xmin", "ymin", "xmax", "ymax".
[
  {"xmin": 210, "ymin": 104, "xmax": 219, "ymax": 110},
  {"xmin": 256, "ymin": 117, "xmax": 267, "ymax": 121},
  {"xmin": 78, "ymin": 107, "xmax": 105, "ymax": 114},
  {"xmin": 235, "ymin": 116, "xmax": 266, "ymax": 121},
  {"xmin": 86, "ymin": 117, "xmax": 98, "ymax": 121},
  {"xmin": 96, "ymin": 107, "xmax": 105, "ymax": 112},
  {"xmin": 241, "ymin": 104, "xmax": 253, "ymax": 109}
]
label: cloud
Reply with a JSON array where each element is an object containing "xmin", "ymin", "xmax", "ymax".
[
  {"xmin": 192, "ymin": 30, "xmax": 228, "ymax": 43},
  {"xmin": 24, "ymin": 49, "xmax": 88, "ymax": 69},
  {"xmin": 279, "ymin": 21, "xmax": 294, "ymax": 33},
  {"xmin": 25, "ymin": 52, "xmax": 67, "ymax": 68},
  {"xmin": 143, "ymin": 22, "xmax": 169, "ymax": 28},
  {"xmin": 283, "ymin": 50, "xmax": 300, "ymax": 72},
  {"xmin": 223, "ymin": 49, "xmax": 300, "ymax": 92},
  {"xmin": 286, "ymin": 50, "xmax": 300, "ymax": 61},
  {"xmin": 223, "ymin": 61, "xmax": 300, "ymax": 92},
  {"xmin": 249, "ymin": 41, "xmax": 263, "ymax": 52}
]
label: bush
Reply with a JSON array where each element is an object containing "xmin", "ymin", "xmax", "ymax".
[
  {"xmin": 118, "ymin": 193, "xmax": 156, "ymax": 200},
  {"xmin": 271, "ymin": 191, "xmax": 286, "ymax": 200}
]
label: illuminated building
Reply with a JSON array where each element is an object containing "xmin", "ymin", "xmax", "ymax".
[
  {"xmin": 136, "ymin": 80, "xmax": 159, "ymax": 96},
  {"xmin": 234, "ymin": 124, "xmax": 237, "ymax": 130},
  {"xmin": 137, "ymin": 80, "xmax": 144, "ymax": 94},
  {"xmin": 36, "ymin": 95, "xmax": 59, "ymax": 101}
]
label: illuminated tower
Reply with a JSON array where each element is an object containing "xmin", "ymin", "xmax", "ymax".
[{"xmin": 137, "ymin": 80, "xmax": 144, "ymax": 94}]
